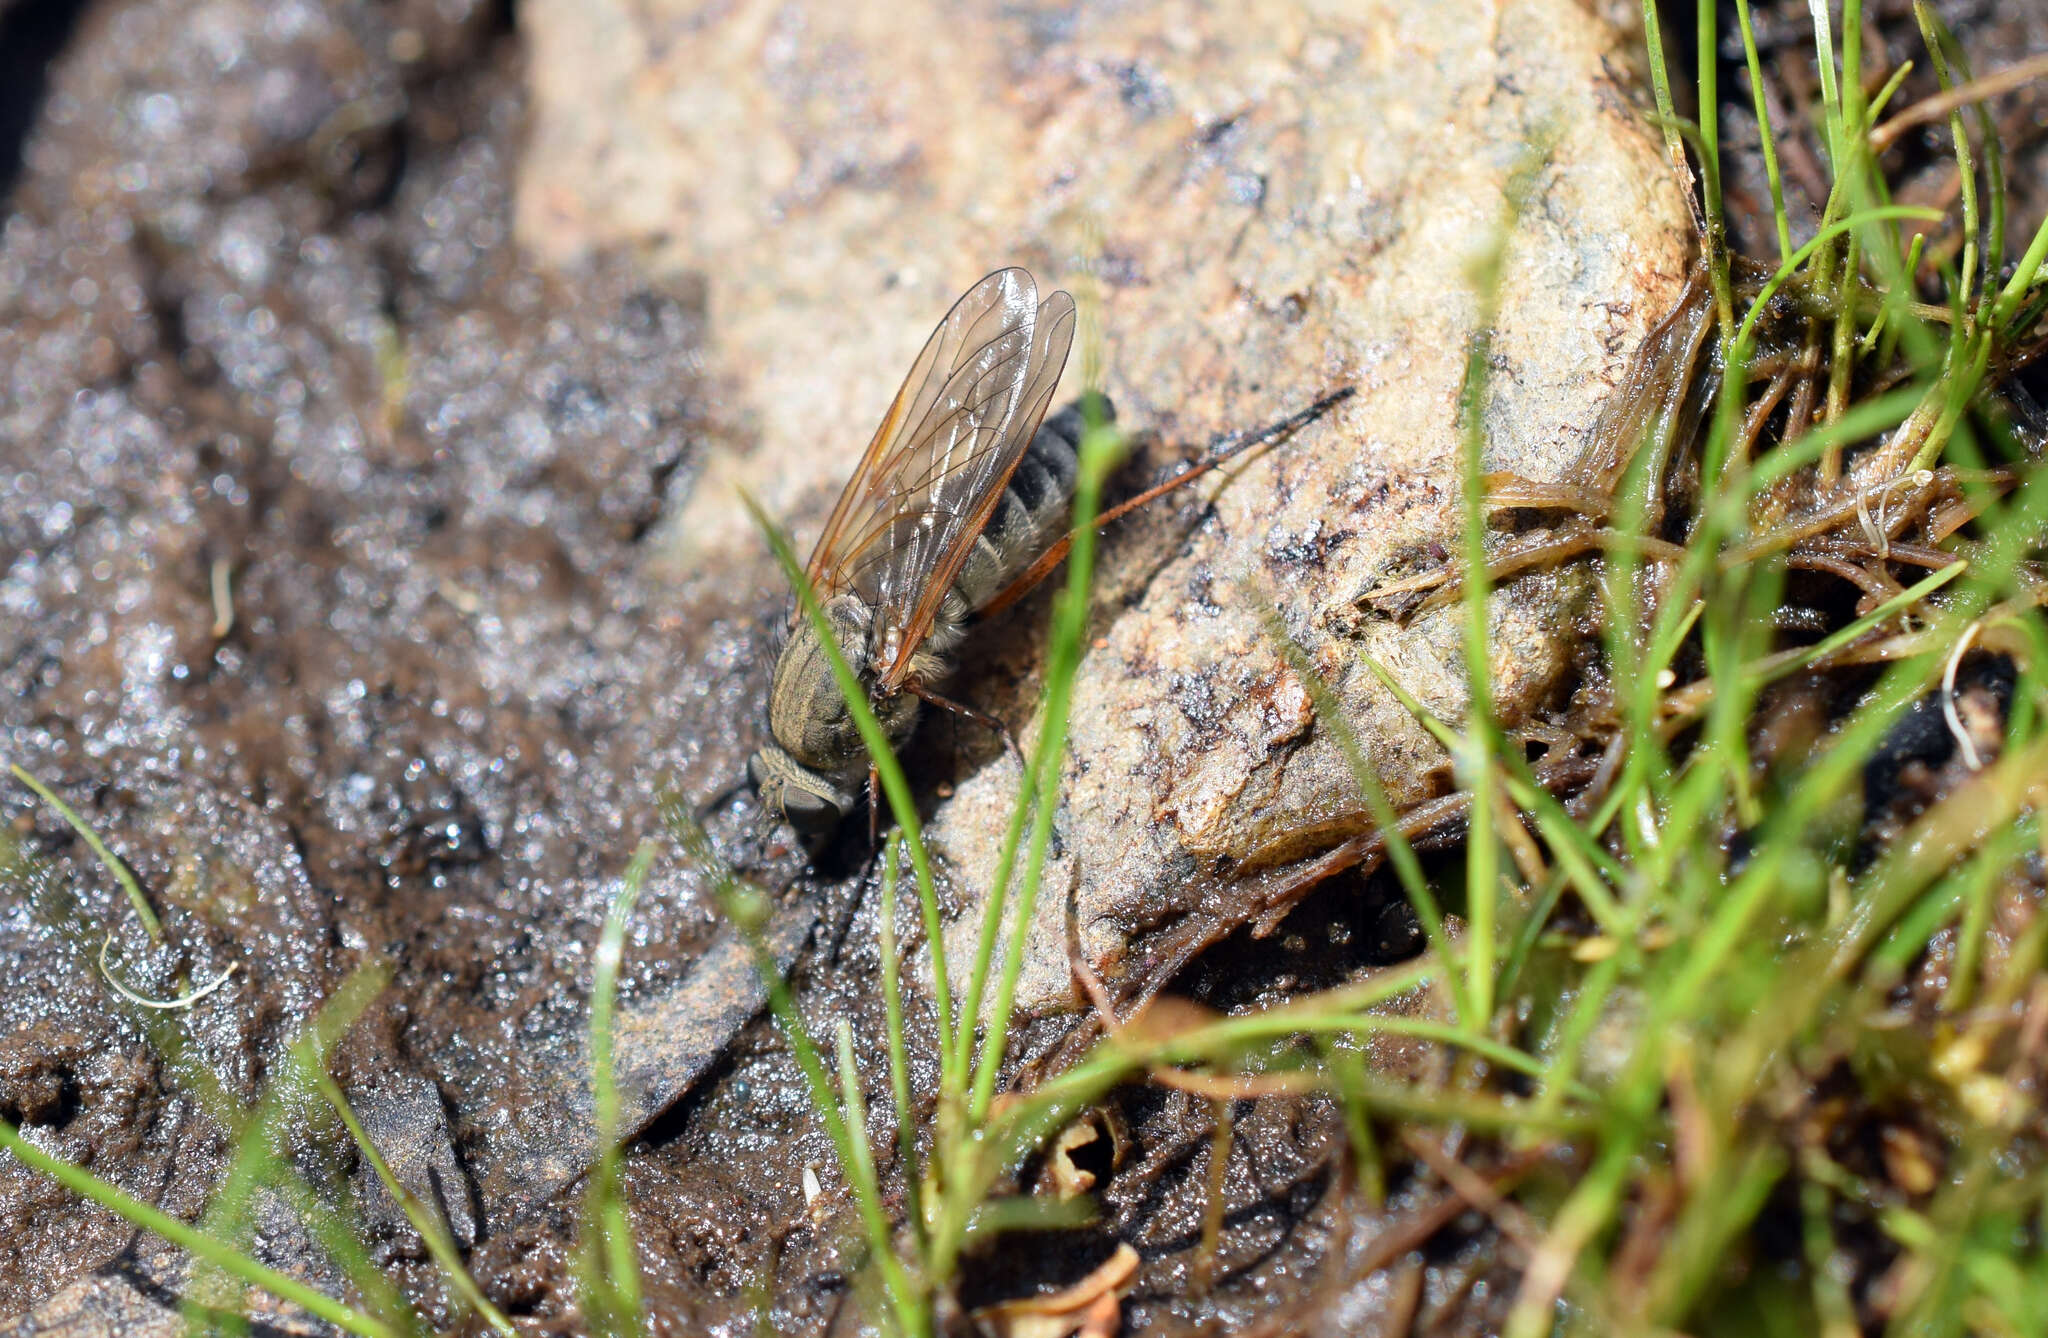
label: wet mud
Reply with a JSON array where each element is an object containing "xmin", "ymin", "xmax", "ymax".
[{"xmin": 0, "ymin": 0, "xmax": 786, "ymax": 1325}]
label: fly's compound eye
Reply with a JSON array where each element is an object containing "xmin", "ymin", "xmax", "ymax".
[{"xmin": 780, "ymin": 786, "xmax": 842, "ymax": 836}]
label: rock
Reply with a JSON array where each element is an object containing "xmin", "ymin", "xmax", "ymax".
[
  {"xmin": 1, "ymin": 1209, "xmax": 343, "ymax": 1338},
  {"xmin": 518, "ymin": 0, "xmax": 1691, "ymax": 1012},
  {"xmin": 348, "ymin": 1067, "xmax": 480, "ymax": 1249},
  {"xmin": 471, "ymin": 894, "xmax": 817, "ymax": 1205},
  {"xmin": 2, "ymin": 1248, "xmax": 191, "ymax": 1338}
]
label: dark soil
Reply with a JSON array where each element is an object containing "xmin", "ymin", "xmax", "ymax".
[{"xmin": 0, "ymin": 0, "xmax": 792, "ymax": 1327}]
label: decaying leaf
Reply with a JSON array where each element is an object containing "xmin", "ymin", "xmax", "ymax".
[
  {"xmin": 973, "ymin": 1242, "xmax": 1140, "ymax": 1338},
  {"xmin": 1047, "ymin": 1120, "xmax": 1103, "ymax": 1200}
]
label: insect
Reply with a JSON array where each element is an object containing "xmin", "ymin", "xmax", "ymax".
[{"xmin": 749, "ymin": 267, "xmax": 1351, "ymax": 834}]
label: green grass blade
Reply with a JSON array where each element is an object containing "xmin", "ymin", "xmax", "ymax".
[
  {"xmin": 315, "ymin": 1072, "xmax": 516, "ymax": 1336},
  {"xmin": 876, "ymin": 837, "xmax": 925, "ymax": 1245},
  {"xmin": 1734, "ymin": 0, "xmax": 1793, "ymax": 267},
  {"xmin": 966, "ymin": 411, "xmax": 1124, "ymax": 1127},
  {"xmin": 674, "ymin": 818, "xmax": 927, "ymax": 1335},
  {"xmin": 9, "ymin": 764, "xmax": 162, "ymax": 940},
  {"xmin": 1267, "ymin": 619, "xmax": 1469, "ymax": 1027},
  {"xmin": 577, "ymin": 840, "xmax": 657, "ymax": 1337},
  {"xmin": 742, "ymin": 493, "xmax": 956, "ymax": 1080},
  {"xmin": 1638, "ymin": 0, "xmax": 1688, "ymax": 196},
  {"xmin": 953, "ymin": 394, "xmax": 1120, "ymax": 1093},
  {"xmin": 0, "ymin": 1118, "xmax": 396, "ymax": 1338},
  {"xmin": 180, "ymin": 963, "xmax": 409, "ymax": 1336},
  {"xmin": 1696, "ymin": 0, "xmax": 1734, "ymax": 333}
]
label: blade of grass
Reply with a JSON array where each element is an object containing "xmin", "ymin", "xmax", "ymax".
[
  {"xmin": 965, "ymin": 410, "xmax": 1125, "ymax": 1128},
  {"xmin": 1454, "ymin": 163, "xmax": 1539, "ymax": 1031},
  {"xmin": 674, "ymin": 817, "xmax": 927, "ymax": 1336},
  {"xmin": 1697, "ymin": 0, "xmax": 1734, "ymax": 334},
  {"xmin": 1154, "ymin": 1010, "xmax": 1578, "ymax": 1095},
  {"xmin": 578, "ymin": 840, "xmax": 657, "ymax": 1337},
  {"xmin": 9, "ymin": 763, "xmax": 162, "ymax": 940},
  {"xmin": 1638, "ymin": 0, "xmax": 1692, "ymax": 212},
  {"xmin": 1914, "ymin": 1, "xmax": 1980, "ymax": 320},
  {"xmin": 0, "ymin": 1118, "xmax": 396, "ymax": 1338},
  {"xmin": 1991, "ymin": 208, "xmax": 2048, "ymax": 331},
  {"xmin": 1733, "ymin": 0, "xmax": 1793, "ymax": 268},
  {"xmin": 876, "ymin": 836, "xmax": 925, "ymax": 1245},
  {"xmin": 181, "ymin": 963, "xmax": 411, "ymax": 1337},
  {"xmin": 1647, "ymin": 1141, "xmax": 1792, "ymax": 1323},
  {"xmin": 952, "ymin": 392, "xmax": 1119, "ymax": 1095},
  {"xmin": 1265, "ymin": 614, "xmax": 1470, "ymax": 1027},
  {"xmin": 741, "ymin": 493, "xmax": 957, "ymax": 1098},
  {"xmin": 316, "ymin": 1072, "xmax": 516, "ymax": 1337}
]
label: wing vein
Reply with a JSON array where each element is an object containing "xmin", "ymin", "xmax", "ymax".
[{"xmin": 797, "ymin": 270, "xmax": 1077, "ymax": 687}]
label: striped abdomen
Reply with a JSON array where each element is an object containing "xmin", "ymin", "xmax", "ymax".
[{"xmin": 950, "ymin": 397, "xmax": 1110, "ymax": 614}]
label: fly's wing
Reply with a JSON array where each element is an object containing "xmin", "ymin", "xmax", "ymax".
[{"xmin": 804, "ymin": 268, "xmax": 1077, "ymax": 687}]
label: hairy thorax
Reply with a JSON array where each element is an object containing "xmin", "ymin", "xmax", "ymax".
[{"xmin": 767, "ymin": 595, "xmax": 927, "ymax": 785}]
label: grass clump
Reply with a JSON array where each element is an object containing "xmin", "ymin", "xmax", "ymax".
[{"xmin": 667, "ymin": 4, "xmax": 2048, "ymax": 1335}]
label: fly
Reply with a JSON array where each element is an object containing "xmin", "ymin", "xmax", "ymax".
[{"xmin": 749, "ymin": 267, "xmax": 1350, "ymax": 835}]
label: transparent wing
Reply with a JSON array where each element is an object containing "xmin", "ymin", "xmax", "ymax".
[{"xmin": 804, "ymin": 268, "xmax": 1077, "ymax": 686}]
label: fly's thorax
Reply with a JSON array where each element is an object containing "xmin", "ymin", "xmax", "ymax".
[{"xmin": 766, "ymin": 593, "xmax": 920, "ymax": 783}]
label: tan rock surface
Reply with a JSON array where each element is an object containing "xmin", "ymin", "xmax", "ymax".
[{"xmin": 517, "ymin": 0, "xmax": 1691, "ymax": 1010}]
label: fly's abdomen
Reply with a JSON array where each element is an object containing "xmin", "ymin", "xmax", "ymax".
[{"xmin": 951, "ymin": 395, "xmax": 1113, "ymax": 613}]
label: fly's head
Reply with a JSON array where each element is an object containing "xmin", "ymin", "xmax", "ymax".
[
  {"xmin": 752, "ymin": 593, "xmax": 920, "ymax": 835},
  {"xmin": 747, "ymin": 741, "xmax": 857, "ymax": 837}
]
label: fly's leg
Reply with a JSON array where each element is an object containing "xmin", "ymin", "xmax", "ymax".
[
  {"xmin": 906, "ymin": 681, "xmax": 1064, "ymax": 858},
  {"xmin": 977, "ymin": 387, "xmax": 1356, "ymax": 619},
  {"xmin": 907, "ymin": 681, "xmax": 1025, "ymax": 773}
]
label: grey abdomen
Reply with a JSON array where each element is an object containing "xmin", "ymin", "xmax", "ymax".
[{"xmin": 950, "ymin": 397, "xmax": 1111, "ymax": 613}]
